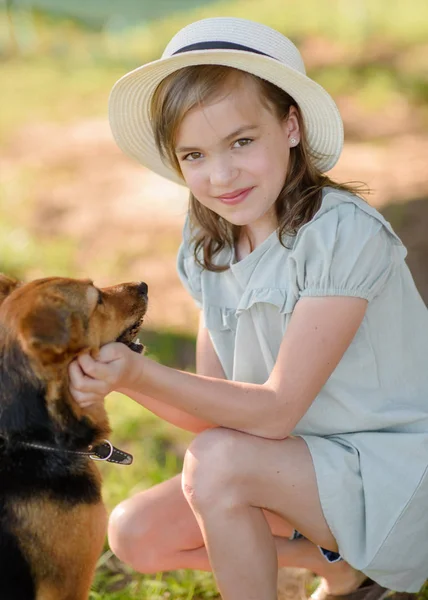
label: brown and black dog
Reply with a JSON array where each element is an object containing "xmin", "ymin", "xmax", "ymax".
[{"xmin": 0, "ymin": 273, "xmax": 148, "ymax": 600}]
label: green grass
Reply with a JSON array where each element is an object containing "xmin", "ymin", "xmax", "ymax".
[{"xmin": 90, "ymin": 564, "xmax": 219, "ymax": 600}]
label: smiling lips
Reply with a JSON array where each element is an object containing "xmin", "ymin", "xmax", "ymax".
[{"xmin": 217, "ymin": 187, "xmax": 254, "ymax": 205}]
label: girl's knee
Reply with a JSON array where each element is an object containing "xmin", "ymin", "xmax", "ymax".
[
  {"xmin": 182, "ymin": 428, "xmax": 243, "ymax": 509},
  {"xmin": 108, "ymin": 498, "xmax": 164, "ymax": 573},
  {"xmin": 108, "ymin": 499, "xmax": 140, "ymax": 566}
]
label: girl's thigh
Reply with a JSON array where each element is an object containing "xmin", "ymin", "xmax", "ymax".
[
  {"xmin": 183, "ymin": 430, "xmax": 336, "ymax": 551},
  {"xmin": 109, "ymin": 471, "xmax": 296, "ymax": 554}
]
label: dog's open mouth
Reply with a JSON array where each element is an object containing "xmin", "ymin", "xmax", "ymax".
[{"xmin": 116, "ymin": 320, "xmax": 145, "ymax": 354}]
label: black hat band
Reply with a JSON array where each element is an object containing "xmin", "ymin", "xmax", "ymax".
[{"xmin": 172, "ymin": 41, "xmax": 274, "ymax": 59}]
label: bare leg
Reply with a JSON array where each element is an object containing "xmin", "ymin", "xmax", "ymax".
[
  {"xmin": 176, "ymin": 536, "xmax": 364, "ymax": 593},
  {"xmin": 181, "ymin": 429, "xmax": 361, "ymax": 600},
  {"xmin": 109, "ymin": 470, "xmax": 363, "ymax": 595}
]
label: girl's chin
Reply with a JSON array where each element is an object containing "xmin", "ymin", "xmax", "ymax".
[
  {"xmin": 202, "ymin": 201, "xmax": 276, "ymax": 229},
  {"xmin": 220, "ymin": 210, "xmax": 273, "ymax": 228},
  {"xmin": 204, "ymin": 208, "xmax": 248, "ymax": 225}
]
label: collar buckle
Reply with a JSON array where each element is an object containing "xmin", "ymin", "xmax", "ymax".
[{"xmin": 89, "ymin": 439, "xmax": 133, "ymax": 465}]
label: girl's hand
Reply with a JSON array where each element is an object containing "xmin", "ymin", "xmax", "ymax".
[{"xmin": 69, "ymin": 342, "xmax": 139, "ymax": 408}]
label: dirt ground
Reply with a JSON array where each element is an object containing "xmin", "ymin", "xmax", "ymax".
[{"xmin": 1, "ymin": 118, "xmax": 428, "ymax": 333}]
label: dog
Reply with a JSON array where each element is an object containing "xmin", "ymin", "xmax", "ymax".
[{"xmin": 0, "ymin": 273, "xmax": 148, "ymax": 600}]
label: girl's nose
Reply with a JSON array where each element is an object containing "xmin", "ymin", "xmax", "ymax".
[{"xmin": 209, "ymin": 156, "xmax": 238, "ymax": 187}]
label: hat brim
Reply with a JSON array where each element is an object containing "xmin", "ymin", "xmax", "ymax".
[{"xmin": 108, "ymin": 50, "xmax": 344, "ymax": 185}]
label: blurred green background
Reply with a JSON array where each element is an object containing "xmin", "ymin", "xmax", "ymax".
[{"xmin": 1, "ymin": 0, "xmax": 427, "ymax": 598}]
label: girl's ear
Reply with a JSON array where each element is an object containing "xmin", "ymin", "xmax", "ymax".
[{"xmin": 284, "ymin": 106, "xmax": 300, "ymax": 147}]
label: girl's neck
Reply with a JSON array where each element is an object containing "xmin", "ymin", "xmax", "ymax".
[{"xmin": 235, "ymin": 223, "xmax": 276, "ymax": 261}]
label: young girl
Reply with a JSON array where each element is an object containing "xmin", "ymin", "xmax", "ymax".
[{"xmin": 69, "ymin": 17, "xmax": 428, "ymax": 600}]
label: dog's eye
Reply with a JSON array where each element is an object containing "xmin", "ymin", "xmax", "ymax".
[{"xmin": 97, "ymin": 292, "xmax": 104, "ymax": 306}]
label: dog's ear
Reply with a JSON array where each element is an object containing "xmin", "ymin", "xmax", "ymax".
[
  {"xmin": 19, "ymin": 304, "xmax": 87, "ymax": 366},
  {"xmin": 0, "ymin": 274, "xmax": 20, "ymax": 306}
]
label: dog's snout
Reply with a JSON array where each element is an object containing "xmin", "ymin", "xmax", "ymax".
[{"xmin": 138, "ymin": 282, "xmax": 148, "ymax": 297}]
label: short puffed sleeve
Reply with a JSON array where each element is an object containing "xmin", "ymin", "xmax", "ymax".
[
  {"xmin": 176, "ymin": 217, "xmax": 203, "ymax": 308},
  {"xmin": 287, "ymin": 201, "xmax": 406, "ymax": 302}
]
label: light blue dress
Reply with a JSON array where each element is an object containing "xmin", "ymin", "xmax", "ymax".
[{"xmin": 177, "ymin": 188, "xmax": 428, "ymax": 592}]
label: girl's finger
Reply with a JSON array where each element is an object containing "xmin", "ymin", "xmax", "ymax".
[
  {"xmin": 98, "ymin": 342, "xmax": 125, "ymax": 363},
  {"xmin": 70, "ymin": 386, "xmax": 102, "ymax": 408},
  {"xmin": 69, "ymin": 359, "xmax": 109, "ymax": 394},
  {"xmin": 76, "ymin": 376, "xmax": 108, "ymax": 395},
  {"xmin": 77, "ymin": 353, "xmax": 109, "ymax": 379},
  {"xmin": 68, "ymin": 359, "xmax": 86, "ymax": 387}
]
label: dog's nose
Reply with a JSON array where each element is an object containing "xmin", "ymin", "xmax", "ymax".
[{"xmin": 138, "ymin": 282, "xmax": 148, "ymax": 296}]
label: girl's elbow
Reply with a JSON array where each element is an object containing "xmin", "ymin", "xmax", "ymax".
[
  {"xmin": 265, "ymin": 423, "xmax": 292, "ymax": 440},
  {"xmin": 267, "ymin": 429, "xmax": 290, "ymax": 440},
  {"xmin": 249, "ymin": 416, "xmax": 293, "ymax": 440},
  {"xmin": 249, "ymin": 427, "xmax": 290, "ymax": 440}
]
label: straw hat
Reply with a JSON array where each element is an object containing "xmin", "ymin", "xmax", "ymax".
[{"xmin": 108, "ymin": 17, "xmax": 344, "ymax": 185}]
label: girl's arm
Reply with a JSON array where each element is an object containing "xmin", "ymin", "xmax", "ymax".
[
  {"xmin": 126, "ymin": 296, "xmax": 367, "ymax": 439},
  {"xmin": 117, "ymin": 314, "xmax": 225, "ymax": 433}
]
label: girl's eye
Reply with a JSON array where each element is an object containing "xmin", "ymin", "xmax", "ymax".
[
  {"xmin": 233, "ymin": 138, "xmax": 253, "ymax": 148},
  {"xmin": 183, "ymin": 152, "xmax": 202, "ymax": 161}
]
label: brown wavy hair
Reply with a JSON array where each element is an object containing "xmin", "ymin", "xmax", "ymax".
[{"xmin": 150, "ymin": 65, "xmax": 367, "ymax": 271}]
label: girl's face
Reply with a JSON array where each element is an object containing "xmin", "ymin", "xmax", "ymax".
[{"xmin": 175, "ymin": 75, "xmax": 300, "ymax": 242}]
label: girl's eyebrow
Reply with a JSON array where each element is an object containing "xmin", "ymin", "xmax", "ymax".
[{"xmin": 175, "ymin": 125, "xmax": 259, "ymax": 153}]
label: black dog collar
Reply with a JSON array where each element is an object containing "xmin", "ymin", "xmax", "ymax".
[{"xmin": 18, "ymin": 439, "xmax": 133, "ymax": 466}]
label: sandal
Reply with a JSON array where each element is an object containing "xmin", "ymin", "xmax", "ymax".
[{"xmin": 310, "ymin": 578, "xmax": 391, "ymax": 600}]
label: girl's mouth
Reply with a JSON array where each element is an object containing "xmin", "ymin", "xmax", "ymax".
[{"xmin": 217, "ymin": 187, "xmax": 254, "ymax": 205}]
